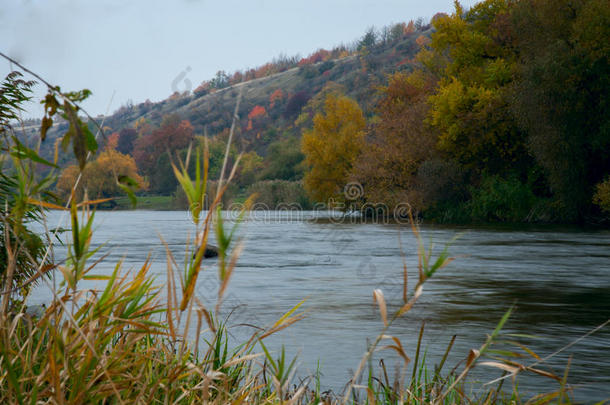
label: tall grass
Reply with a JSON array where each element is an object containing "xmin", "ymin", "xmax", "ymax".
[{"xmin": 0, "ymin": 65, "xmax": 577, "ymax": 404}]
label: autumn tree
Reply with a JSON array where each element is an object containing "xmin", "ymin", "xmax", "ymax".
[
  {"xmin": 132, "ymin": 114, "xmax": 194, "ymax": 175},
  {"xmin": 295, "ymin": 82, "xmax": 346, "ymax": 129},
  {"xmin": 426, "ymin": 0, "xmax": 530, "ymax": 177},
  {"xmin": 269, "ymin": 89, "xmax": 284, "ymax": 109},
  {"xmin": 117, "ymin": 127, "xmax": 137, "ymax": 155},
  {"xmin": 56, "ymin": 148, "xmax": 147, "ymax": 202},
  {"xmin": 351, "ymin": 71, "xmax": 438, "ymax": 211},
  {"xmin": 105, "ymin": 132, "xmax": 119, "ymax": 150},
  {"xmin": 301, "ymin": 93, "xmax": 366, "ymax": 204}
]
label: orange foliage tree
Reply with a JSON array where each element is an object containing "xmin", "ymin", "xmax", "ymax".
[
  {"xmin": 246, "ymin": 105, "xmax": 267, "ymax": 132},
  {"xmin": 132, "ymin": 114, "xmax": 194, "ymax": 174},
  {"xmin": 269, "ymin": 89, "xmax": 284, "ymax": 109},
  {"xmin": 248, "ymin": 105, "xmax": 267, "ymax": 120},
  {"xmin": 351, "ymin": 71, "xmax": 438, "ymax": 211},
  {"xmin": 56, "ymin": 148, "xmax": 148, "ymax": 202}
]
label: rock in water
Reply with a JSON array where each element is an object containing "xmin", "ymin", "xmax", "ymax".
[
  {"xmin": 193, "ymin": 245, "xmax": 219, "ymax": 259},
  {"xmin": 204, "ymin": 245, "xmax": 219, "ymax": 258}
]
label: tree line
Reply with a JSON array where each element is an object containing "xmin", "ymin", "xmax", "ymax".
[
  {"xmin": 54, "ymin": 0, "xmax": 609, "ymax": 223},
  {"xmin": 301, "ymin": 0, "xmax": 609, "ymax": 223}
]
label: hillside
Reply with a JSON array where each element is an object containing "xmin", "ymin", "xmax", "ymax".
[
  {"xmin": 22, "ymin": 22, "xmax": 431, "ymax": 182},
  {"xmin": 101, "ymin": 27, "xmax": 430, "ymax": 154}
]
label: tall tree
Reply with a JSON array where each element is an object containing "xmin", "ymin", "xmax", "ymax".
[
  {"xmin": 301, "ymin": 93, "xmax": 366, "ymax": 204},
  {"xmin": 509, "ymin": 0, "xmax": 610, "ymax": 220},
  {"xmin": 427, "ymin": 0, "xmax": 530, "ymax": 176},
  {"xmin": 351, "ymin": 71, "xmax": 438, "ymax": 211}
]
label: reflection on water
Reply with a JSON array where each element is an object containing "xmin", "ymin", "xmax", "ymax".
[{"xmin": 30, "ymin": 211, "xmax": 610, "ymax": 401}]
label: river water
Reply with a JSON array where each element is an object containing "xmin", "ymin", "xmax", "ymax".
[{"xmin": 30, "ymin": 210, "xmax": 610, "ymax": 401}]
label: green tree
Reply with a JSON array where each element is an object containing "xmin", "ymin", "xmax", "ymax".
[
  {"xmin": 427, "ymin": 0, "xmax": 530, "ymax": 176},
  {"xmin": 358, "ymin": 27, "xmax": 378, "ymax": 51},
  {"xmin": 260, "ymin": 136, "xmax": 305, "ymax": 181},
  {"xmin": 509, "ymin": 0, "xmax": 610, "ymax": 220}
]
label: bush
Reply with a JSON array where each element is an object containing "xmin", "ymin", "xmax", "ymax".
[
  {"xmin": 593, "ymin": 177, "xmax": 610, "ymax": 214},
  {"xmin": 467, "ymin": 174, "xmax": 539, "ymax": 223},
  {"xmin": 415, "ymin": 159, "xmax": 468, "ymax": 209},
  {"xmin": 246, "ymin": 180, "xmax": 312, "ymax": 209}
]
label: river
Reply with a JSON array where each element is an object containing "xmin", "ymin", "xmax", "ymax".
[{"xmin": 30, "ymin": 210, "xmax": 610, "ymax": 401}]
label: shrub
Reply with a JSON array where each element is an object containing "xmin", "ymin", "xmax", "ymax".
[
  {"xmin": 246, "ymin": 180, "xmax": 312, "ymax": 209},
  {"xmin": 467, "ymin": 174, "xmax": 538, "ymax": 222},
  {"xmin": 593, "ymin": 177, "xmax": 610, "ymax": 214}
]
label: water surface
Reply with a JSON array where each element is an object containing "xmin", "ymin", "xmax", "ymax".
[{"xmin": 31, "ymin": 211, "xmax": 610, "ymax": 401}]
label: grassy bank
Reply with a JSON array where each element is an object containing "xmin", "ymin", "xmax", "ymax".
[{"xmin": 114, "ymin": 195, "xmax": 174, "ymax": 210}]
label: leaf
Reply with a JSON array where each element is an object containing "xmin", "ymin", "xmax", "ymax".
[
  {"xmin": 40, "ymin": 116, "xmax": 53, "ymax": 141},
  {"xmin": 479, "ymin": 361, "xmax": 519, "ymax": 374},
  {"xmin": 65, "ymin": 89, "xmax": 92, "ymax": 103},
  {"xmin": 26, "ymin": 197, "xmax": 66, "ymax": 210},
  {"xmin": 465, "ymin": 348, "xmax": 480, "ymax": 369},
  {"xmin": 10, "ymin": 137, "xmax": 58, "ymax": 168},
  {"xmin": 64, "ymin": 101, "xmax": 88, "ymax": 169},
  {"xmin": 42, "ymin": 93, "xmax": 59, "ymax": 116},
  {"xmin": 117, "ymin": 175, "xmax": 140, "ymax": 208},
  {"xmin": 77, "ymin": 197, "xmax": 115, "ymax": 207},
  {"xmin": 82, "ymin": 123, "xmax": 98, "ymax": 154}
]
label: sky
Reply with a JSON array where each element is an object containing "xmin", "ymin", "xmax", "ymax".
[{"xmin": 1, "ymin": 0, "xmax": 477, "ymax": 118}]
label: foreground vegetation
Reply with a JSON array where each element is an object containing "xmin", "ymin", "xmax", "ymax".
[{"xmin": 0, "ymin": 64, "xmax": 582, "ymax": 403}]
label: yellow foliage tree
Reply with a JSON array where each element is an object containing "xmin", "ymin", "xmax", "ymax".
[
  {"xmin": 301, "ymin": 93, "xmax": 366, "ymax": 204},
  {"xmin": 56, "ymin": 148, "xmax": 148, "ymax": 202}
]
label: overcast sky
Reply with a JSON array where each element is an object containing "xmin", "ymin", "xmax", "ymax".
[{"xmin": 1, "ymin": 0, "xmax": 476, "ymax": 118}]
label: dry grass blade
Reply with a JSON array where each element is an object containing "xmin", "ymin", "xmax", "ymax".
[
  {"xmin": 222, "ymin": 353, "xmax": 264, "ymax": 369},
  {"xmin": 217, "ymin": 87, "xmax": 243, "ymax": 193},
  {"xmin": 397, "ymin": 231, "xmax": 408, "ymax": 303},
  {"xmin": 350, "ymin": 384, "xmax": 377, "ymax": 405},
  {"xmin": 397, "ymin": 284, "xmax": 423, "ymax": 317},
  {"xmin": 379, "ymin": 334, "xmax": 410, "ymax": 366},
  {"xmin": 479, "ymin": 361, "xmax": 519, "ymax": 374},
  {"xmin": 373, "ymin": 289, "xmax": 388, "ymax": 327},
  {"xmin": 260, "ymin": 299, "xmax": 307, "ymax": 340},
  {"xmin": 216, "ymin": 243, "xmax": 243, "ymax": 313}
]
